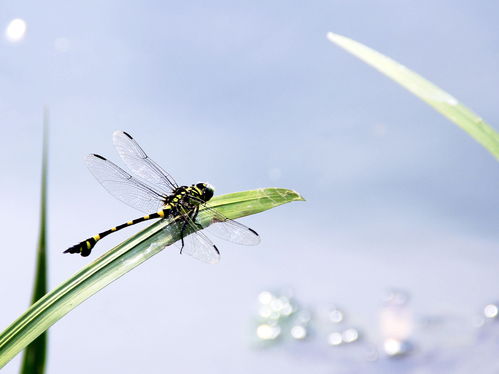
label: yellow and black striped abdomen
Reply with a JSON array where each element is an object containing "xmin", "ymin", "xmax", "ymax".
[{"xmin": 64, "ymin": 207, "xmax": 172, "ymax": 257}]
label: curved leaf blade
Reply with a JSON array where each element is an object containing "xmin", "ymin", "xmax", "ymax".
[
  {"xmin": 0, "ymin": 187, "xmax": 304, "ymax": 368},
  {"xmin": 327, "ymin": 32, "xmax": 499, "ymax": 160}
]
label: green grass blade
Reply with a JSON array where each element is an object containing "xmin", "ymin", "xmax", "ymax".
[
  {"xmin": 0, "ymin": 188, "xmax": 304, "ymax": 368},
  {"xmin": 20, "ymin": 109, "xmax": 49, "ymax": 374},
  {"xmin": 327, "ymin": 32, "xmax": 499, "ymax": 160}
]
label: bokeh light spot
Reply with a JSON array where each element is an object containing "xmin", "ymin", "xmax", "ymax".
[
  {"xmin": 5, "ymin": 18, "xmax": 27, "ymax": 42},
  {"xmin": 484, "ymin": 304, "xmax": 498, "ymax": 319}
]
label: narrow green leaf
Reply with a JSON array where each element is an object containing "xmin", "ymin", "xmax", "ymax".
[
  {"xmin": 0, "ymin": 188, "xmax": 304, "ymax": 368},
  {"xmin": 327, "ymin": 32, "xmax": 499, "ymax": 160},
  {"xmin": 20, "ymin": 108, "xmax": 49, "ymax": 374}
]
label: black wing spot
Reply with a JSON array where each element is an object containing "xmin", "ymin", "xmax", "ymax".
[
  {"xmin": 213, "ymin": 244, "xmax": 220, "ymax": 255},
  {"xmin": 122, "ymin": 131, "xmax": 133, "ymax": 139},
  {"xmin": 249, "ymin": 228, "xmax": 259, "ymax": 236},
  {"xmin": 93, "ymin": 154, "xmax": 107, "ymax": 160}
]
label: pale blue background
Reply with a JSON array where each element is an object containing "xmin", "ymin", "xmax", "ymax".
[{"xmin": 1, "ymin": 1, "xmax": 498, "ymax": 373}]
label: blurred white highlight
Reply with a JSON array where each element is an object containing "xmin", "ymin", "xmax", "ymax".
[
  {"xmin": 5, "ymin": 18, "xmax": 27, "ymax": 42},
  {"xmin": 484, "ymin": 304, "xmax": 498, "ymax": 319}
]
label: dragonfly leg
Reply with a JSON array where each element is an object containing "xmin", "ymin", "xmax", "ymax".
[
  {"xmin": 190, "ymin": 206, "xmax": 203, "ymax": 230},
  {"xmin": 179, "ymin": 218, "xmax": 189, "ymax": 253},
  {"xmin": 178, "ymin": 206, "xmax": 200, "ymax": 254}
]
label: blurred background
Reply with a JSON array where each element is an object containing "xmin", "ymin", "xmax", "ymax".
[{"xmin": 1, "ymin": 1, "xmax": 498, "ymax": 373}]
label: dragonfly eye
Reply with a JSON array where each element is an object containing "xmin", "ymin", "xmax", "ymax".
[{"xmin": 196, "ymin": 182, "xmax": 214, "ymax": 201}]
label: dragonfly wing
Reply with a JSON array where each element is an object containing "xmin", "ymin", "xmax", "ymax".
[
  {"xmin": 86, "ymin": 153, "xmax": 165, "ymax": 213},
  {"xmin": 180, "ymin": 230, "xmax": 221, "ymax": 264},
  {"xmin": 173, "ymin": 220, "xmax": 221, "ymax": 264},
  {"xmin": 197, "ymin": 206, "xmax": 261, "ymax": 245},
  {"xmin": 113, "ymin": 131, "xmax": 178, "ymax": 195}
]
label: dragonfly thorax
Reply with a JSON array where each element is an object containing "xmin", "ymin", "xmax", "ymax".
[{"xmin": 167, "ymin": 183, "xmax": 214, "ymax": 208}]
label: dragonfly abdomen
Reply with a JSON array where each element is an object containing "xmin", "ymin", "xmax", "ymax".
[{"xmin": 64, "ymin": 207, "xmax": 172, "ymax": 257}]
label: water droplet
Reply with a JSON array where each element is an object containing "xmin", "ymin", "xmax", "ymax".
[
  {"xmin": 258, "ymin": 291, "xmax": 273, "ymax": 305},
  {"xmin": 484, "ymin": 304, "xmax": 498, "ymax": 319},
  {"xmin": 256, "ymin": 323, "xmax": 281, "ymax": 340},
  {"xmin": 270, "ymin": 298, "xmax": 284, "ymax": 312},
  {"xmin": 342, "ymin": 328, "xmax": 359, "ymax": 343},
  {"xmin": 329, "ymin": 309, "xmax": 344, "ymax": 323},
  {"xmin": 258, "ymin": 305, "xmax": 272, "ymax": 319},
  {"xmin": 290, "ymin": 325, "xmax": 307, "ymax": 340},
  {"xmin": 327, "ymin": 332, "xmax": 343, "ymax": 346},
  {"xmin": 383, "ymin": 338, "xmax": 412, "ymax": 357}
]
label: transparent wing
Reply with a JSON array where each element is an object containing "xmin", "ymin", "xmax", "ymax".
[
  {"xmin": 197, "ymin": 206, "xmax": 261, "ymax": 245},
  {"xmin": 113, "ymin": 131, "xmax": 178, "ymax": 196},
  {"xmin": 180, "ymin": 228, "xmax": 221, "ymax": 265},
  {"xmin": 86, "ymin": 153, "xmax": 166, "ymax": 213},
  {"xmin": 172, "ymin": 214, "xmax": 221, "ymax": 264}
]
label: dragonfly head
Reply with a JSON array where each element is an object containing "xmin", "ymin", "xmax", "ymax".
[{"xmin": 195, "ymin": 182, "xmax": 215, "ymax": 202}]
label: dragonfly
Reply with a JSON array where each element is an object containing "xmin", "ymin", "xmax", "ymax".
[{"xmin": 64, "ymin": 131, "xmax": 260, "ymax": 264}]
